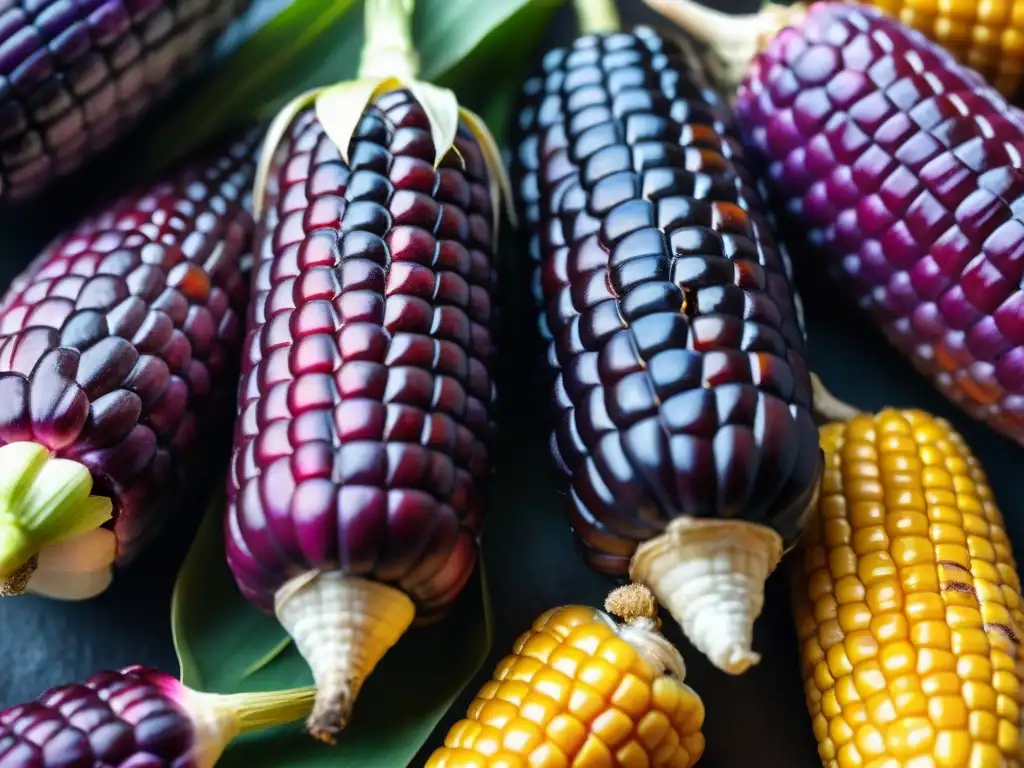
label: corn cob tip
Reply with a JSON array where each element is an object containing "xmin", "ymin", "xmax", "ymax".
[
  {"xmin": 605, "ymin": 582, "xmax": 660, "ymax": 624},
  {"xmin": 0, "ymin": 555, "xmax": 36, "ymax": 596},
  {"xmin": 274, "ymin": 572, "xmax": 416, "ymax": 742},
  {"xmin": 810, "ymin": 373, "xmax": 863, "ymax": 424},
  {"xmin": 630, "ymin": 517, "xmax": 784, "ymax": 674},
  {"xmin": 643, "ymin": 0, "xmax": 804, "ymax": 95}
]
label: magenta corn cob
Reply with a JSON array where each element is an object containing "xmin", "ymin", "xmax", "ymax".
[
  {"xmin": 223, "ymin": 0, "xmax": 507, "ymax": 741},
  {"xmin": 0, "ymin": 128, "xmax": 259, "ymax": 601},
  {"xmin": 0, "ymin": 0, "xmax": 251, "ymax": 205},
  {"xmin": 0, "ymin": 665, "xmax": 312, "ymax": 767},
  {"xmin": 510, "ymin": 0, "xmax": 822, "ymax": 675},
  {"xmin": 734, "ymin": 2, "xmax": 1024, "ymax": 444}
]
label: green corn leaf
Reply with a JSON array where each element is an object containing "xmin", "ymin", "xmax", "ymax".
[
  {"xmin": 145, "ymin": 0, "xmax": 564, "ymax": 170},
  {"xmin": 171, "ymin": 486, "xmax": 493, "ymax": 766}
]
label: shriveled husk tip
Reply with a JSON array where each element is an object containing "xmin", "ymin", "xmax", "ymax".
[
  {"xmin": 274, "ymin": 571, "xmax": 415, "ymax": 743},
  {"xmin": 629, "ymin": 517, "xmax": 784, "ymax": 675},
  {"xmin": 810, "ymin": 373, "xmax": 863, "ymax": 424},
  {"xmin": 0, "ymin": 442, "xmax": 113, "ymax": 589},
  {"xmin": 642, "ymin": 0, "xmax": 805, "ymax": 95}
]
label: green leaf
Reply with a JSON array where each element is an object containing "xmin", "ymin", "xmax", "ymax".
[
  {"xmin": 145, "ymin": 0, "xmax": 564, "ymax": 170},
  {"xmin": 171, "ymin": 486, "xmax": 493, "ymax": 766}
]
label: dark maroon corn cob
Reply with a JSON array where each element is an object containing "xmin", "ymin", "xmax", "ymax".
[
  {"xmin": 0, "ymin": 0, "xmax": 251, "ymax": 205},
  {"xmin": 512, "ymin": 26, "xmax": 822, "ymax": 572},
  {"xmin": 0, "ymin": 665, "xmax": 313, "ymax": 767},
  {"xmin": 0, "ymin": 127, "xmax": 260, "ymax": 600},
  {"xmin": 735, "ymin": 2, "xmax": 1024, "ymax": 444},
  {"xmin": 510, "ymin": 22, "xmax": 822, "ymax": 674}
]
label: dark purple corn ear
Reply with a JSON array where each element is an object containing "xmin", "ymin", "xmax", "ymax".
[
  {"xmin": 0, "ymin": 127, "xmax": 260, "ymax": 600},
  {"xmin": 0, "ymin": 0, "xmax": 252, "ymax": 205},
  {"xmin": 510, "ymin": 24, "xmax": 822, "ymax": 675},
  {"xmin": 226, "ymin": 89, "xmax": 498, "ymax": 617},
  {"xmin": 735, "ymin": 2, "xmax": 1024, "ymax": 444}
]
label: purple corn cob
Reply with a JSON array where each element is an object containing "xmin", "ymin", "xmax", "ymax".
[
  {"xmin": 0, "ymin": 665, "xmax": 312, "ymax": 767},
  {"xmin": 0, "ymin": 128, "xmax": 260, "ymax": 601},
  {"xmin": 0, "ymin": 0, "xmax": 251, "ymax": 205},
  {"xmin": 735, "ymin": 2, "xmax": 1024, "ymax": 443},
  {"xmin": 225, "ymin": 88, "xmax": 498, "ymax": 740},
  {"xmin": 510, "ymin": 22, "xmax": 822, "ymax": 674}
]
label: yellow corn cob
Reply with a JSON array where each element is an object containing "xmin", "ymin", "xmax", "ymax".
[
  {"xmin": 644, "ymin": 0, "xmax": 1024, "ymax": 97},
  {"xmin": 426, "ymin": 586, "xmax": 706, "ymax": 768},
  {"xmin": 793, "ymin": 405, "xmax": 1024, "ymax": 768}
]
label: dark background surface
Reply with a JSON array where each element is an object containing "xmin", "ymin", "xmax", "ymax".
[{"xmin": 3, "ymin": 0, "xmax": 1023, "ymax": 766}]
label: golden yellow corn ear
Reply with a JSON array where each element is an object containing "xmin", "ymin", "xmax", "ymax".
[
  {"xmin": 793, "ymin": 407, "xmax": 1024, "ymax": 768},
  {"xmin": 426, "ymin": 585, "xmax": 706, "ymax": 768}
]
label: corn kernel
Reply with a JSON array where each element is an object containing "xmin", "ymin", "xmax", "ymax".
[
  {"xmin": 578, "ymin": 658, "xmax": 621, "ymax": 698},
  {"xmin": 996, "ymin": 693, "xmax": 1020, "ymax": 723},
  {"xmin": 502, "ymin": 719, "xmax": 543, "ymax": 754},
  {"xmin": 838, "ymin": 602, "xmax": 871, "ymax": 631},
  {"xmin": 893, "ymin": 690, "xmax": 928, "ymax": 717},
  {"xmin": 902, "ymin": 564, "xmax": 940, "ymax": 592},
  {"xmin": 569, "ymin": 626, "xmax": 608, "ymax": 656},
  {"xmin": 951, "ymin": 628, "xmax": 990, "ymax": 656},
  {"xmin": 884, "ymin": 717, "xmax": 935, "ymax": 758},
  {"xmin": 927, "ymin": 695, "xmax": 968, "ymax": 729},
  {"xmin": 864, "ymin": 691, "xmax": 898, "ymax": 724},
  {"xmin": 969, "ymin": 710, "xmax": 999, "ymax": 741},
  {"xmin": 528, "ymin": 743, "xmax": 568, "ymax": 768},
  {"xmin": 858, "ymin": 551, "xmax": 897, "ymax": 584},
  {"xmin": 521, "ymin": 633, "xmax": 560, "ymax": 664},
  {"xmin": 969, "ymin": 743, "xmax": 1004, "ymax": 768},
  {"xmin": 869, "ymin": 612, "xmax": 908, "ymax": 642},
  {"xmin": 854, "ymin": 661, "xmax": 887, "ymax": 697},
  {"xmin": 905, "ymin": 593, "xmax": 947, "ymax": 621},
  {"xmin": 911, "ymin": 620, "xmax": 951, "ymax": 648},
  {"xmin": 921, "ymin": 671, "xmax": 961, "ymax": 696},
  {"xmin": 827, "ymin": 643, "xmax": 854, "ymax": 678},
  {"xmin": 828, "ymin": 715, "xmax": 855, "ymax": 745},
  {"xmin": 652, "ymin": 728, "xmax": 681, "ymax": 763},
  {"xmin": 879, "ymin": 640, "xmax": 916, "ymax": 676},
  {"xmin": 546, "ymin": 714, "xmax": 587, "ymax": 756},
  {"xmin": 548, "ymin": 646, "xmax": 587, "ymax": 679},
  {"xmin": 567, "ymin": 684, "xmax": 605, "ymax": 723},
  {"xmin": 834, "ymin": 676, "xmax": 860, "ymax": 707},
  {"xmin": 614, "ymin": 740, "xmax": 649, "ymax": 768},
  {"xmin": 963, "ymin": 681, "xmax": 998, "ymax": 711},
  {"xmin": 480, "ymin": 699, "xmax": 520, "ymax": 729},
  {"xmin": 854, "ymin": 724, "xmax": 886, "ymax": 757},
  {"xmin": 997, "ymin": 719, "xmax": 1020, "ymax": 753},
  {"xmin": 531, "ymin": 669, "xmax": 572, "ymax": 707},
  {"xmin": 611, "ymin": 674, "xmax": 651, "ymax": 720},
  {"xmin": 956, "ymin": 654, "xmax": 992, "ymax": 682},
  {"xmin": 934, "ymin": 730, "xmax": 973, "ymax": 766},
  {"xmin": 597, "ymin": 637, "xmax": 637, "ymax": 671},
  {"xmin": 574, "ymin": 735, "xmax": 614, "ymax": 767},
  {"xmin": 520, "ymin": 693, "xmax": 559, "ymax": 728},
  {"xmin": 845, "ymin": 631, "xmax": 880, "ymax": 664},
  {"xmin": 637, "ymin": 710, "xmax": 671, "ymax": 750}
]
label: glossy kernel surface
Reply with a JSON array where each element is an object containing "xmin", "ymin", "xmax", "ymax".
[
  {"xmin": 0, "ymin": 665, "xmax": 194, "ymax": 768},
  {"xmin": 226, "ymin": 90, "xmax": 498, "ymax": 616},
  {"xmin": 793, "ymin": 409, "xmax": 1024, "ymax": 767},
  {"xmin": 511, "ymin": 27, "xmax": 822, "ymax": 575},
  {"xmin": 426, "ymin": 605, "xmax": 706, "ymax": 768},
  {"xmin": 736, "ymin": 2, "xmax": 1024, "ymax": 444},
  {"xmin": 0, "ymin": 129, "xmax": 258, "ymax": 563},
  {"xmin": 0, "ymin": 0, "xmax": 250, "ymax": 204}
]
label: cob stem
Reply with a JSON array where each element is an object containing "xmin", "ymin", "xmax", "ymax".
[
  {"xmin": 575, "ymin": 0, "xmax": 622, "ymax": 35},
  {"xmin": 274, "ymin": 572, "xmax": 415, "ymax": 743},
  {"xmin": 810, "ymin": 373, "xmax": 862, "ymax": 424},
  {"xmin": 605, "ymin": 583, "xmax": 688, "ymax": 680},
  {"xmin": 359, "ymin": 0, "xmax": 419, "ymax": 80},
  {"xmin": 642, "ymin": 0, "xmax": 804, "ymax": 94},
  {"xmin": 629, "ymin": 517, "xmax": 783, "ymax": 675},
  {"xmin": 0, "ymin": 442, "xmax": 113, "ymax": 585}
]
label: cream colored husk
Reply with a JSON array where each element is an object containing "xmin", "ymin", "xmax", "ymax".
[
  {"xmin": 274, "ymin": 572, "xmax": 415, "ymax": 742},
  {"xmin": 25, "ymin": 527, "xmax": 117, "ymax": 600},
  {"xmin": 630, "ymin": 517, "xmax": 783, "ymax": 674},
  {"xmin": 180, "ymin": 690, "xmax": 240, "ymax": 768}
]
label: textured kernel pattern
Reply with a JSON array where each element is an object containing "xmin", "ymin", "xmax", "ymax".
[
  {"xmin": 0, "ymin": 0, "xmax": 250, "ymax": 204},
  {"xmin": 736, "ymin": 3, "xmax": 1024, "ymax": 446},
  {"xmin": 511, "ymin": 26, "xmax": 821, "ymax": 576},
  {"xmin": 0, "ymin": 129, "xmax": 258, "ymax": 563},
  {"xmin": 870, "ymin": 0, "xmax": 1024, "ymax": 96},
  {"xmin": 793, "ymin": 409, "xmax": 1024, "ymax": 768},
  {"xmin": 226, "ymin": 90, "xmax": 497, "ymax": 617},
  {"xmin": 0, "ymin": 665, "xmax": 195, "ymax": 768},
  {"xmin": 426, "ymin": 605, "xmax": 705, "ymax": 768}
]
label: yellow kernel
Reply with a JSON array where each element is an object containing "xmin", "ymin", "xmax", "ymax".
[
  {"xmin": 963, "ymin": 681, "xmax": 997, "ymax": 711},
  {"xmin": 853, "ymin": 525, "xmax": 889, "ymax": 554},
  {"xmin": 858, "ymin": 551, "xmax": 897, "ymax": 585},
  {"xmin": 929, "ymin": 505, "xmax": 963, "ymax": 526},
  {"xmin": 886, "ymin": 488, "xmax": 926, "ymax": 511},
  {"xmin": 853, "ymin": 661, "xmax": 887, "ymax": 697},
  {"xmin": 835, "ymin": 676, "xmax": 860, "ymax": 707},
  {"xmin": 827, "ymin": 643, "xmax": 854, "ymax": 678},
  {"xmin": 893, "ymin": 536, "xmax": 934, "ymax": 566},
  {"xmin": 468, "ymin": 727, "xmax": 503, "ymax": 756},
  {"xmin": 597, "ymin": 637, "xmax": 638, "ymax": 672},
  {"xmin": 832, "ymin": 552, "xmax": 860, "ymax": 582},
  {"xmin": 980, "ymin": 601, "xmax": 1012, "ymax": 627},
  {"xmin": 495, "ymin": 656, "xmax": 517, "ymax": 680},
  {"xmin": 993, "ymin": 668, "xmax": 1020, "ymax": 697},
  {"xmin": 528, "ymin": 743, "xmax": 568, "ymax": 768},
  {"xmin": 651, "ymin": 677, "xmax": 682, "ymax": 716},
  {"xmin": 905, "ymin": 593, "xmax": 947, "ymax": 621},
  {"xmin": 893, "ymin": 691, "xmax": 928, "ymax": 717},
  {"xmin": 651, "ymin": 727, "xmax": 680, "ymax": 764},
  {"xmin": 919, "ymin": 648, "xmax": 960, "ymax": 676},
  {"xmin": 591, "ymin": 707, "xmax": 633, "ymax": 749},
  {"xmin": 851, "ymin": 501, "xmax": 886, "ymax": 528},
  {"xmin": 902, "ymin": 564, "xmax": 940, "ymax": 592},
  {"xmin": 574, "ymin": 734, "xmax": 614, "ymax": 767},
  {"xmin": 854, "ymin": 724, "xmax": 886, "ymax": 757},
  {"xmin": 911, "ymin": 620, "xmax": 951, "ymax": 649},
  {"xmin": 825, "ymin": 517, "xmax": 853, "ymax": 546},
  {"xmin": 838, "ymin": 602, "xmax": 872, "ymax": 631},
  {"xmin": 567, "ymin": 685, "xmax": 605, "ymax": 723},
  {"xmin": 548, "ymin": 646, "xmax": 587, "ymax": 679},
  {"xmin": 951, "ymin": 629, "xmax": 990, "ymax": 656},
  {"xmin": 835, "ymin": 741, "xmax": 863, "ymax": 766},
  {"xmin": 546, "ymin": 714, "xmax": 587, "ymax": 756},
  {"xmin": 870, "ymin": 612, "xmax": 908, "ymax": 642},
  {"xmin": 969, "ymin": 743, "xmax": 1004, "ymax": 768},
  {"xmin": 578, "ymin": 659, "xmax": 621, "ymax": 698},
  {"xmin": 812, "ymin": 713, "xmax": 829, "ymax": 744},
  {"xmin": 961, "ymin": 512, "xmax": 988, "ymax": 536},
  {"xmin": 446, "ymin": 719, "xmax": 481, "ymax": 747},
  {"xmin": 997, "ymin": 693, "xmax": 1020, "ymax": 724},
  {"xmin": 967, "ymin": 536, "xmax": 997, "ymax": 562},
  {"xmin": 814, "ymin": 659, "xmax": 836, "ymax": 692},
  {"xmin": 569, "ymin": 626, "xmax": 610, "ymax": 656},
  {"xmin": 956, "ymin": 654, "xmax": 992, "ymax": 682},
  {"xmin": 887, "ymin": 675, "xmax": 921, "ymax": 696},
  {"xmin": 508, "ymin": 658, "xmax": 545, "ymax": 683},
  {"xmin": 497, "ymin": 681, "xmax": 531, "ymax": 707},
  {"xmin": 997, "ymin": 719, "xmax": 1020, "ymax": 753},
  {"xmin": 866, "ymin": 583, "xmax": 903, "ymax": 613},
  {"xmin": 851, "ymin": 479, "xmax": 885, "ymax": 501},
  {"xmin": 884, "ymin": 717, "xmax": 935, "ymax": 759},
  {"xmin": 808, "ymin": 570, "xmax": 835, "ymax": 602},
  {"xmin": 881, "ymin": 451, "xmax": 919, "ymax": 473},
  {"xmin": 636, "ymin": 711, "xmax": 671, "ymax": 750},
  {"xmin": 502, "ymin": 718, "xmax": 543, "ymax": 754},
  {"xmin": 921, "ymin": 671, "xmax": 961, "ymax": 696},
  {"xmin": 879, "ymin": 641, "xmax": 916, "ymax": 676},
  {"xmin": 828, "ymin": 715, "xmax": 855, "ymax": 745},
  {"xmin": 479, "ymin": 699, "xmax": 519, "ymax": 729},
  {"xmin": 946, "ymin": 605, "xmax": 983, "ymax": 628},
  {"xmin": 820, "ymin": 689, "xmax": 841, "ymax": 720},
  {"xmin": 969, "ymin": 710, "xmax": 999, "ymax": 741},
  {"xmin": 846, "ymin": 631, "xmax": 880, "ymax": 664},
  {"xmin": 928, "ymin": 696, "xmax": 968, "ymax": 729},
  {"xmin": 520, "ymin": 632, "xmax": 560, "ymax": 664},
  {"xmin": 935, "ymin": 544, "xmax": 971, "ymax": 568},
  {"xmin": 610, "ymin": 674, "xmax": 650, "ymax": 720},
  {"xmin": 929, "ymin": 522, "xmax": 966, "ymax": 544},
  {"xmin": 520, "ymin": 694, "xmax": 559, "ymax": 729},
  {"xmin": 971, "ymin": 560, "xmax": 1000, "ymax": 583},
  {"xmin": 887, "ymin": 511, "xmax": 929, "ymax": 537},
  {"xmin": 934, "ymin": 730, "xmax": 973, "ymax": 767},
  {"xmin": 922, "ymin": 466, "xmax": 953, "ymax": 488},
  {"xmin": 820, "ymin": 618, "xmax": 844, "ymax": 650},
  {"xmin": 613, "ymin": 740, "xmax": 649, "ymax": 768},
  {"xmin": 532, "ymin": 669, "xmax": 572, "ymax": 707},
  {"xmin": 490, "ymin": 753, "xmax": 524, "ymax": 768},
  {"xmin": 864, "ymin": 692, "xmax": 897, "ymax": 724}
]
